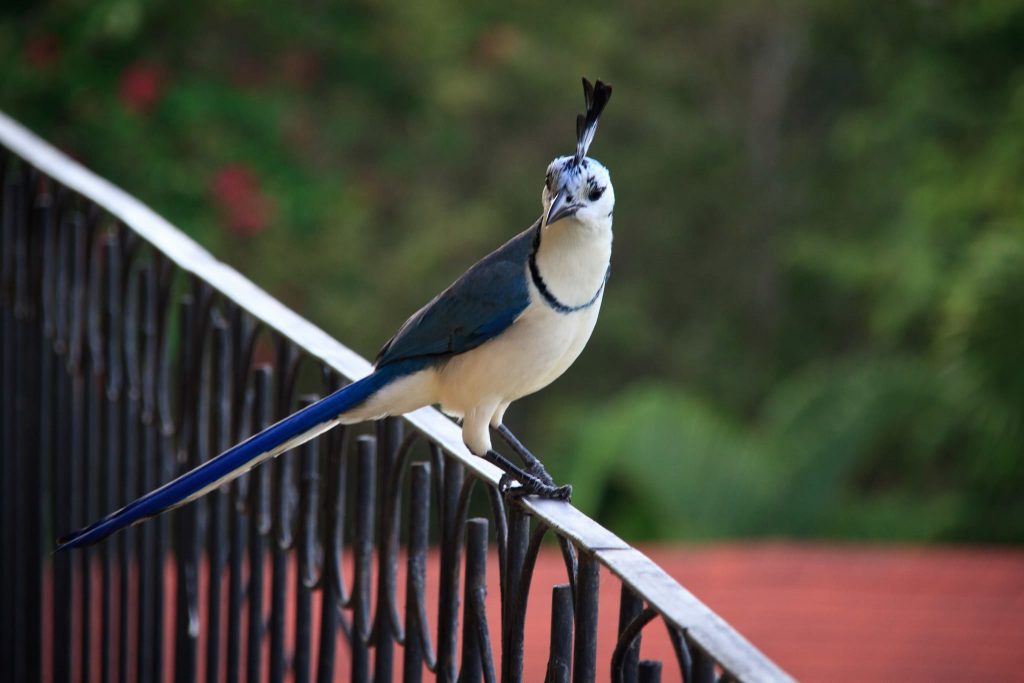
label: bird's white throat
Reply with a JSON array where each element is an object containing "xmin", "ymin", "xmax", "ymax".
[{"xmin": 534, "ymin": 217, "xmax": 612, "ymax": 307}]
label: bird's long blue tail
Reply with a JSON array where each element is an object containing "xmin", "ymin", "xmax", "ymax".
[{"xmin": 57, "ymin": 365, "xmax": 405, "ymax": 551}]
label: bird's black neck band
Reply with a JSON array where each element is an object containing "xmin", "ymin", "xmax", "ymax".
[{"xmin": 529, "ymin": 225, "xmax": 610, "ymax": 314}]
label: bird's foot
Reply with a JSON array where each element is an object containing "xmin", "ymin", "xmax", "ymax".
[
  {"xmin": 498, "ymin": 473, "xmax": 572, "ymax": 502},
  {"xmin": 526, "ymin": 463, "xmax": 557, "ymax": 488},
  {"xmin": 494, "ymin": 424, "xmax": 557, "ymax": 486},
  {"xmin": 483, "ymin": 448, "xmax": 571, "ymax": 502}
]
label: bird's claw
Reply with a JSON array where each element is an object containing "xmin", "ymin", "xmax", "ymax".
[
  {"xmin": 498, "ymin": 473, "xmax": 517, "ymax": 495},
  {"xmin": 548, "ymin": 484, "xmax": 573, "ymax": 501},
  {"xmin": 498, "ymin": 474, "xmax": 572, "ymax": 503}
]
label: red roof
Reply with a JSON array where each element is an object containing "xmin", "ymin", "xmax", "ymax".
[{"xmin": 639, "ymin": 543, "xmax": 1024, "ymax": 682}]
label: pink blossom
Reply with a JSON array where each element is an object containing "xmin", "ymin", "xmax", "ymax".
[
  {"xmin": 118, "ymin": 62, "xmax": 165, "ymax": 114},
  {"xmin": 210, "ymin": 165, "xmax": 276, "ymax": 237}
]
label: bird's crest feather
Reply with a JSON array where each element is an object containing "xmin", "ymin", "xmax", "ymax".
[{"xmin": 575, "ymin": 78, "xmax": 613, "ymax": 164}]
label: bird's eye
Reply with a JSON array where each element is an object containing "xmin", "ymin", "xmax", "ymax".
[
  {"xmin": 545, "ymin": 173, "xmax": 552, "ymax": 189},
  {"xmin": 588, "ymin": 187, "xmax": 604, "ymax": 202}
]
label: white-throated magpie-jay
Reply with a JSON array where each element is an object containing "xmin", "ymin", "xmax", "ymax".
[{"xmin": 58, "ymin": 78, "xmax": 614, "ymax": 550}]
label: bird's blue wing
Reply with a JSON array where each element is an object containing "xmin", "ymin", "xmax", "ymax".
[{"xmin": 375, "ymin": 220, "xmax": 539, "ymax": 368}]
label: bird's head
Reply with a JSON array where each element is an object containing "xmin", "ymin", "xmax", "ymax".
[{"xmin": 542, "ymin": 78, "xmax": 614, "ymax": 231}]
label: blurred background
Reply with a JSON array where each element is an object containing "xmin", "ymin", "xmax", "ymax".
[{"xmin": 2, "ymin": 0, "xmax": 1023, "ymax": 546}]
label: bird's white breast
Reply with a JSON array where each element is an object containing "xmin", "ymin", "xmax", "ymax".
[{"xmin": 436, "ymin": 219, "xmax": 612, "ymax": 415}]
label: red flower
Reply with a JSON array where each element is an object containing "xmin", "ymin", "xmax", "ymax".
[
  {"xmin": 118, "ymin": 62, "xmax": 165, "ymax": 114},
  {"xmin": 24, "ymin": 34, "xmax": 60, "ymax": 70},
  {"xmin": 210, "ymin": 165, "xmax": 276, "ymax": 237}
]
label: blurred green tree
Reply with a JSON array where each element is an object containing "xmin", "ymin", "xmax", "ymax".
[{"xmin": 3, "ymin": 0, "xmax": 1022, "ymax": 541}]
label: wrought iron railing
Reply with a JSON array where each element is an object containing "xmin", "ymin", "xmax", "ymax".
[{"xmin": 0, "ymin": 111, "xmax": 793, "ymax": 683}]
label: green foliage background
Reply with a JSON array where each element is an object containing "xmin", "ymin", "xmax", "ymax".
[{"xmin": 3, "ymin": 0, "xmax": 1022, "ymax": 542}]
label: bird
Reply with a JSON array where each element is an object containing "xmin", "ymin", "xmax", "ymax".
[{"xmin": 58, "ymin": 77, "xmax": 615, "ymax": 551}]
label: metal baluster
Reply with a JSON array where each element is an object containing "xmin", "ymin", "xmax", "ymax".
[
  {"xmin": 120, "ymin": 249, "xmax": 143, "ymax": 683},
  {"xmin": 14, "ymin": 167, "xmax": 42, "ymax": 683},
  {"xmin": 460, "ymin": 518, "xmax": 492, "ymax": 683},
  {"xmin": 0, "ymin": 158, "xmax": 15, "ymax": 683},
  {"xmin": 486, "ymin": 487, "xmax": 507, "ymax": 606},
  {"xmin": 436, "ymin": 457, "xmax": 464, "ymax": 682},
  {"xmin": 51, "ymin": 206, "xmax": 75, "ymax": 683},
  {"xmin": 82, "ymin": 217, "xmax": 103, "ymax": 683},
  {"xmin": 176, "ymin": 278, "xmax": 215, "ymax": 683},
  {"xmin": 269, "ymin": 406, "xmax": 297, "ymax": 683},
  {"xmin": 80, "ymin": 215, "xmax": 105, "ymax": 682},
  {"xmin": 638, "ymin": 661, "xmax": 661, "ymax": 683},
  {"xmin": 26, "ymin": 171, "xmax": 45, "ymax": 679},
  {"xmin": 174, "ymin": 293, "xmax": 204, "ymax": 683},
  {"xmin": 153, "ymin": 256, "xmax": 176, "ymax": 683},
  {"xmin": 403, "ymin": 462, "xmax": 434, "ymax": 683},
  {"xmin": 227, "ymin": 312, "xmax": 256, "ymax": 683},
  {"xmin": 226, "ymin": 464, "xmax": 248, "ymax": 683},
  {"xmin": 383, "ymin": 431, "xmax": 423, "ymax": 651},
  {"xmin": 544, "ymin": 585, "xmax": 573, "ymax": 683},
  {"xmin": 616, "ymin": 586, "xmax": 644, "ymax": 683},
  {"xmin": 27, "ymin": 175, "xmax": 43, "ymax": 680},
  {"xmin": 294, "ymin": 395, "xmax": 321, "ymax": 683},
  {"xmin": 0, "ymin": 160, "xmax": 14, "ymax": 683},
  {"xmin": 502, "ymin": 507, "xmax": 530, "ymax": 683},
  {"xmin": 34, "ymin": 175, "xmax": 58, "ymax": 683},
  {"xmin": 100, "ymin": 235, "xmax": 120, "ymax": 683},
  {"xmin": 315, "ymin": 407, "xmax": 349, "ymax": 683},
  {"xmin": 15, "ymin": 169, "xmax": 43, "ymax": 683},
  {"xmin": 247, "ymin": 366, "xmax": 274, "ymax": 683},
  {"xmin": 206, "ymin": 319, "xmax": 233, "ymax": 683},
  {"xmin": 374, "ymin": 418, "xmax": 402, "ymax": 682},
  {"xmin": 350, "ymin": 435, "xmax": 377, "ymax": 683},
  {"xmin": 691, "ymin": 638, "xmax": 717, "ymax": 683},
  {"xmin": 9, "ymin": 164, "xmax": 31, "ymax": 683},
  {"xmin": 572, "ymin": 552, "xmax": 599, "ymax": 683},
  {"xmin": 68, "ymin": 209, "xmax": 89, "ymax": 683},
  {"xmin": 137, "ymin": 260, "xmax": 159, "ymax": 683},
  {"xmin": 323, "ymin": 382, "xmax": 352, "ymax": 631}
]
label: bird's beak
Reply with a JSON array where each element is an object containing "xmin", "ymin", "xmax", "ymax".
[{"xmin": 545, "ymin": 189, "xmax": 578, "ymax": 226}]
